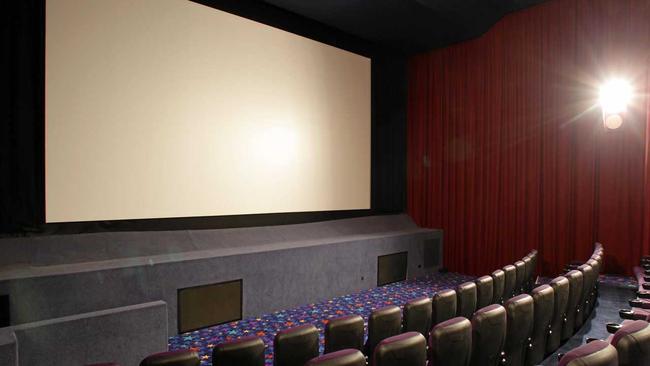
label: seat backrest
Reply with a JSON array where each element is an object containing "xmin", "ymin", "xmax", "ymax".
[
  {"xmin": 491, "ymin": 270, "xmax": 505, "ymax": 304},
  {"xmin": 428, "ymin": 317, "xmax": 472, "ymax": 366},
  {"xmin": 305, "ymin": 349, "xmax": 366, "ymax": 366},
  {"xmin": 610, "ymin": 320, "xmax": 650, "ymax": 366},
  {"xmin": 546, "ymin": 276, "xmax": 570, "ymax": 354},
  {"xmin": 325, "ymin": 315, "xmax": 365, "ymax": 353},
  {"xmin": 503, "ymin": 294, "xmax": 534, "ymax": 366},
  {"xmin": 525, "ymin": 285, "xmax": 554, "ymax": 366},
  {"xmin": 563, "ymin": 270, "xmax": 584, "ymax": 341},
  {"xmin": 403, "ymin": 297, "xmax": 432, "ymax": 338},
  {"xmin": 475, "ymin": 276, "xmax": 494, "ymax": 310},
  {"xmin": 514, "ymin": 261, "xmax": 526, "ymax": 295},
  {"xmin": 273, "ymin": 324, "xmax": 320, "ymax": 366},
  {"xmin": 558, "ymin": 340, "xmax": 618, "ymax": 366},
  {"xmin": 432, "ymin": 289, "xmax": 458, "ymax": 326},
  {"xmin": 456, "ymin": 282, "xmax": 478, "ymax": 319},
  {"xmin": 373, "ymin": 332, "xmax": 427, "ymax": 366},
  {"xmin": 365, "ymin": 306, "xmax": 402, "ymax": 359},
  {"xmin": 522, "ymin": 256, "xmax": 533, "ymax": 291},
  {"xmin": 470, "ymin": 304, "xmax": 506, "ymax": 366},
  {"xmin": 213, "ymin": 336, "xmax": 265, "ymax": 366},
  {"xmin": 140, "ymin": 350, "xmax": 200, "ymax": 366},
  {"xmin": 529, "ymin": 250, "xmax": 538, "ymax": 281},
  {"xmin": 502, "ymin": 265, "xmax": 517, "ymax": 301},
  {"xmin": 577, "ymin": 264, "xmax": 595, "ymax": 313}
]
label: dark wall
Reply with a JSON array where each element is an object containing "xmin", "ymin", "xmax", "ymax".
[{"xmin": 0, "ymin": 0, "xmax": 407, "ymax": 235}]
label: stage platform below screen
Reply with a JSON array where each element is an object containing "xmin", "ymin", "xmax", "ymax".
[{"xmin": 0, "ymin": 214, "xmax": 443, "ymax": 336}]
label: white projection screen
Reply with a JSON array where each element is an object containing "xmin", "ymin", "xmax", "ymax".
[{"xmin": 45, "ymin": 0, "xmax": 370, "ymax": 223}]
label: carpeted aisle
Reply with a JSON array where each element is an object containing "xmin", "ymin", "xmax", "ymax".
[{"xmin": 168, "ymin": 272, "xmax": 473, "ymax": 365}]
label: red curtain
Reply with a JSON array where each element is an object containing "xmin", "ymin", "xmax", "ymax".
[{"xmin": 408, "ymin": 0, "xmax": 650, "ymax": 276}]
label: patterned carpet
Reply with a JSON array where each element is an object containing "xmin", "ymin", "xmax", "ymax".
[{"xmin": 168, "ymin": 272, "xmax": 474, "ymax": 365}]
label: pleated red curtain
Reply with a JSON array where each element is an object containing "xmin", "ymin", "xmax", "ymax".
[{"xmin": 408, "ymin": 0, "xmax": 650, "ymax": 276}]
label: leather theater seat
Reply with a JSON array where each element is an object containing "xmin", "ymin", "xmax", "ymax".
[
  {"xmin": 273, "ymin": 324, "xmax": 320, "ymax": 366},
  {"xmin": 325, "ymin": 315, "xmax": 365, "ymax": 353},
  {"xmin": 428, "ymin": 317, "xmax": 472, "ymax": 366},
  {"xmin": 213, "ymin": 336, "xmax": 265, "ymax": 366}
]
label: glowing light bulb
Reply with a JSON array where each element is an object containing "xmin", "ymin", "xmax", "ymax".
[{"xmin": 599, "ymin": 79, "xmax": 632, "ymax": 129}]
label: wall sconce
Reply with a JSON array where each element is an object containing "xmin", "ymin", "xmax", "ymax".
[{"xmin": 599, "ymin": 78, "xmax": 632, "ymax": 130}]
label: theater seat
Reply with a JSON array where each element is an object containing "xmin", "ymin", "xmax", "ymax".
[
  {"xmin": 563, "ymin": 270, "xmax": 584, "ymax": 341},
  {"xmin": 325, "ymin": 315, "xmax": 364, "ymax": 353},
  {"xmin": 373, "ymin": 332, "xmax": 427, "ymax": 366},
  {"xmin": 522, "ymin": 256, "xmax": 533, "ymax": 292},
  {"xmin": 558, "ymin": 340, "xmax": 618, "ymax": 366},
  {"xmin": 470, "ymin": 304, "xmax": 506, "ymax": 366},
  {"xmin": 503, "ymin": 294, "xmax": 534, "ymax": 366},
  {"xmin": 274, "ymin": 324, "xmax": 320, "ymax": 366},
  {"xmin": 502, "ymin": 265, "xmax": 517, "ymax": 301},
  {"xmin": 529, "ymin": 250, "xmax": 538, "ymax": 285},
  {"xmin": 475, "ymin": 276, "xmax": 494, "ymax": 310},
  {"xmin": 456, "ymin": 282, "xmax": 478, "ymax": 319},
  {"xmin": 139, "ymin": 350, "xmax": 200, "ymax": 366},
  {"xmin": 575, "ymin": 264, "xmax": 595, "ymax": 328},
  {"xmin": 432, "ymin": 289, "xmax": 457, "ymax": 326},
  {"xmin": 609, "ymin": 320, "xmax": 650, "ymax": 366},
  {"xmin": 428, "ymin": 317, "xmax": 472, "ymax": 366},
  {"xmin": 630, "ymin": 298, "xmax": 650, "ymax": 309},
  {"xmin": 547, "ymin": 276, "xmax": 570, "ymax": 354},
  {"xmin": 364, "ymin": 306, "xmax": 402, "ymax": 360},
  {"xmin": 402, "ymin": 297, "xmax": 432, "ymax": 338},
  {"xmin": 491, "ymin": 269, "xmax": 505, "ymax": 304},
  {"xmin": 213, "ymin": 336, "xmax": 265, "ymax": 366},
  {"xmin": 514, "ymin": 261, "xmax": 526, "ymax": 295},
  {"xmin": 305, "ymin": 349, "xmax": 366, "ymax": 366},
  {"xmin": 525, "ymin": 285, "xmax": 554, "ymax": 366}
]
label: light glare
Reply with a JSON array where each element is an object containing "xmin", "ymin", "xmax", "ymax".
[{"xmin": 599, "ymin": 78, "xmax": 632, "ymax": 115}]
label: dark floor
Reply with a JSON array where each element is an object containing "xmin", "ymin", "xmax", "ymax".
[{"xmin": 539, "ymin": 283, "xmax": 636, "ymax": 365}]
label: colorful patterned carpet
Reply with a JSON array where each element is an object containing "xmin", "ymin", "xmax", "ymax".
[{"xmin": 168, "ymin": 272, "xmax": 474, "ymax": 365}]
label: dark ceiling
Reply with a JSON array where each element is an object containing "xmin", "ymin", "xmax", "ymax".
[{"xmin": 262, "ymin": 0, "xmax": 548, "ymax": 53}]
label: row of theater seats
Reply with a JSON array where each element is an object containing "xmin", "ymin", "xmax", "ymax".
[
  {"xmin": 90, "ymin": 246, "xmax": 607, "ymax": 366},
  {"xmin": 553, "ymin": 251, "xmax": 650, "ymax": 365}
]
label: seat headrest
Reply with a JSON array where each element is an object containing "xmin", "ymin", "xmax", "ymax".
[
  {"xmin": 611, "ymin": 320, "xmax": 650, "ymax": 346},
  {"xmin": 139, "ymin": 350, "xmax": 200, "ymax": 366},
  {"xmin": 372, "ymin": 305, "xmax": 401, "ymax": 318},
  {"xmin": 328, "ymin": 315, "xmax": 364, "ymax": 327},
  {"xmin": 558, "ymin": 340, "xmax": 618, "ymax": 366},
  {"xmin": 406, "ymin": 296, "xmax": 431, "ymax": 308},
  {"xmin": 213, "ymin": 336, "xmax": 265, "ymax": 366},
  {"xmin": 306, "ymin": 349, "xmax": 365, "ymax": 366}
]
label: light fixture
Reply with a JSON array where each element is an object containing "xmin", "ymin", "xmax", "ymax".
[{"xmin": 599, "ymin": 78, "xmax": 632, "ymax": 130}]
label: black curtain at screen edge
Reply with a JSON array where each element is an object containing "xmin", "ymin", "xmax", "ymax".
[{"xmin": 0, "ymin": 0, "xmax": 407, "ymax": 235}]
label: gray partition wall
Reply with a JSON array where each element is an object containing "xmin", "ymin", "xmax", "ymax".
[
  {"xmin": 0, "ymin": 301, "xmax": 167, "ymax": 366},
  {"xmin": 0, "ymin": 215, "xmax": 443, "ymax": 335}
]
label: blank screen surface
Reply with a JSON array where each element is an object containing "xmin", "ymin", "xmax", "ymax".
[{"xmin": 45, "ymin": 0, "xmax": 370, "ymax": 223}]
